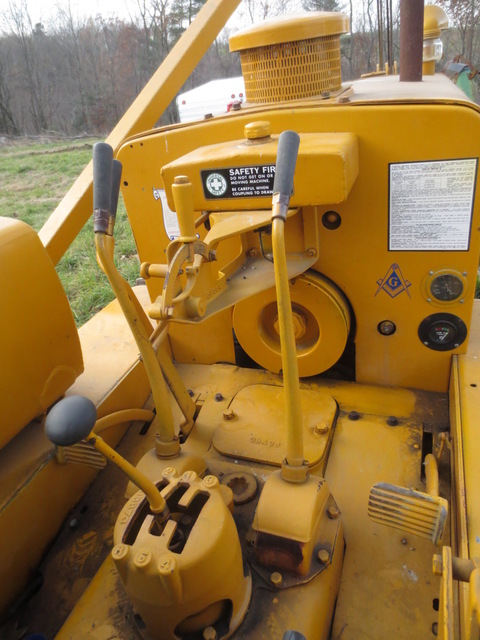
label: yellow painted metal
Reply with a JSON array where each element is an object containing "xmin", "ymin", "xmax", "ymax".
[
  {"xmin": 88, "ymin": 431, "xmax": 167, "ymax": 514},
  {"xmin": 171, "ymin": 176, "xmax": 197, "ymax": 242},
  {"xmin": 424, "ymin": 5, "xmax": 449, "ymax": 39},
  {"xmin": 233, "ymin": 271, "xmax": 351, "ymax": 377},
  {"xmin": 467, "ymin": 568, "xmax": 480, "ymax": 639},
  {"xmin": 118, "ymin": 85, "xmax": 480, "ymax": 392},
  {"xmin": 212, "ymin": 384, "xmax": 337, "ymax": 467},
  {"xmin": 38, "ymin": 0, "xmax": 242, "ymax": 266},
  {"xmin": 95, "ymin": 232, "xmax": 178, "ymax": 449},
  {"xmin": 367, "ymin": 481, "xmax": 448, "ymax": 545},
  {"xmin": 161, "ymin": 131, "xmax": 359, "ymax": 212},
  {"xmin": 0, "ymin": 218, "xmax": 83, "ymax": 448},
  {"xmin": 94, "ymin": 409, "xmax": 155, "ymax": 434},
  {"xmin": 438, "ymin": 546, "xmax": 456, "ymax": 639},
  {"xmin": 253, "ymin": 470, "xmax": 341, "ymax": 573},
  {"xmin": 0, "ymin": 290, "xmax": 153, "ymax": 616},
  {"xmin": 112, "ymin": 470, "xmax": 251, "ymax": 638},
  {"xmin": 271, "ymin": 215, "xmax": 307, "ymax": 477}
]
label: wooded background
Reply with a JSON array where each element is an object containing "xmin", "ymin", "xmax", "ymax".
[{"xmin": 0, "ymin": 0, "xmax": 478, "ymax": 136}]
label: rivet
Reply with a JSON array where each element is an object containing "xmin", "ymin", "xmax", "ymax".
[
  {"xmin": 387, "ymin": 416, "xmax": 398, "ymax": 426},
  {"xmin": 214, "ymin": 392, "xmax": 224, "ymax": 402},
  {"xmin": 348, "ymin": 410, "xmax": 360, "ymax": 421}
]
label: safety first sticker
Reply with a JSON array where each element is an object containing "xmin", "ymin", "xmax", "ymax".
[{"xmin": 201, "ymin": 165, "xmax": 276, "ymax": 199}]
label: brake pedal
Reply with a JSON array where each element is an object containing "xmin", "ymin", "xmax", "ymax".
[{"xmin": 368, "ymin": 482, "xmax": 448, "ymax": 546}]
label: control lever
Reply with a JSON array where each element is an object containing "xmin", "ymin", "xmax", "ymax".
[
  {"xmin": 92, "ymin": 142, "xmax": 180, "ymax": 455},
  {"xmin": 45, "ymin": 395, "xmax": 170, "ymax": 523},
  {"xmin": 270, "ymin": 130, "xmax": 308, "ymax": 483}
]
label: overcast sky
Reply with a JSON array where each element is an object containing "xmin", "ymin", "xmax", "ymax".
[{"xmin": 0, "ymin": 0, "xmax": 310, "ymax": 33}]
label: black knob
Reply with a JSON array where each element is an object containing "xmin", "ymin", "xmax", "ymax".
[
  {"xmin": 273, "ymin": 130, "xmax": 300, "ymax": 197},
  {"xmin": 45, "ymin": 395, "xmax": 97, "ymax": 447}
]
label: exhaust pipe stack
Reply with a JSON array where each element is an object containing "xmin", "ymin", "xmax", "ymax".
[{"xmin": 399, "ymin": 0, "xmax": 424, "ymax": 82}]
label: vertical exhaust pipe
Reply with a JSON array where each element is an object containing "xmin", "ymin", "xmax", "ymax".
[{"xmin": 399, "ymin": 0, "xmax": 424, "ymax": 82}]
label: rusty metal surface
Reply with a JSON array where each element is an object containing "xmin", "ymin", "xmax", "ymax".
[{"xmin": 399, "ymin": 0, "xmax": 424, "ymax": 82}]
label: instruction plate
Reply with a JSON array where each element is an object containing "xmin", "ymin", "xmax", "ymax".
[
  {"xmin": 389, "ymin": 158, "xmax": 477, "ymax": 251},
  {"xmin": 201, "ymin": 165, "xmax": 276, "ymax": 199}
]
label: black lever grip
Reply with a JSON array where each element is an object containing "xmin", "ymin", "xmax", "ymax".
[
  {"xmin": 273, "ymin": 130, "xmax": 300, "ymax": 197},
  {"xmin": 93, "ymin": 142, "xmax": 113, "ymax": 233},
  {"xmin": 45, "ymin": 395, "xmax": 97, "ymax": 447},
  {"xmin": 110, "ymin": 159, "xmax": 123, "ymax": 220}
]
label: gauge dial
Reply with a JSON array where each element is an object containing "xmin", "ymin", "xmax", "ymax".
[
  {"xmin": 418, "ymin": 313, "xmax": 467, "ymax": 351},
  {"xmin": 430, "ymin": 274, "xmax": 464, "ymax": 302},
  {"xmin": 423, "ymin": 269, "xmax": 467, "ymax": 305}
]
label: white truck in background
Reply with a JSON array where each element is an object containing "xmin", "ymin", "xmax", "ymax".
[{"xmin": 176, "ymin": 77, "xmax": 245, "ymax": 122}]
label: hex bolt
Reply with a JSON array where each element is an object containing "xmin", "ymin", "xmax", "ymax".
[
  {"xmin": 317, "ymin": 549, "xmax": 330, "ymax": 564},
  {"xmin": 223, "ymin": 409, "xmax": 235, "ymax": 421},
  {"xmin": 327, "ymin": 505, "xmax": 340, "ymax": 519},
  {"xmin": 348, "ymin": 410, "xmax": 360, "ymax": 421},
  {"xmin": 214, "ymin": 393, "xmax": 224, "ymax": 402},
  {"xmin": 387, "ymin": 416, "xmax": 398, "ymax": 426},
  {"xmin": 187, "ymin": 389, "xmax": 195, "ymax": 397},
  {"xmin": 314, "ymin": 422, "xmax": 329, "ymax": 435},
  {"xmin": 270, "ymin": 571, "xmax": 282, "ymax": 587}
]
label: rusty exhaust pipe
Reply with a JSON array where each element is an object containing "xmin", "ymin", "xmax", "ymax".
[{"xmin": 399, "ymin": 0, "xmax": 424, "ymax": 82}]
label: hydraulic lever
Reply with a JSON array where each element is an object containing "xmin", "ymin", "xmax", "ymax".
[{"xmin": 270, "ymin": 131, "xmax": 308, "ymax": 483}]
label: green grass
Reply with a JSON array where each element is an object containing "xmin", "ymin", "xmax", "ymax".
[{"xmin": 0, "ymin": 138, "xmax": 139, "ymax": 326}]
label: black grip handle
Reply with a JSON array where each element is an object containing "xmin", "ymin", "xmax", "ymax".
[
  {"xmin": 273, "ymin": 130, "xmax": 300, "ymax": 196},
  {"xmin": 110, "ymin": 159, "xmax": 123, "ymax": 220},
  {"xmin": 45, "ymin": 395, "xmax": 97, "ymax": 447},
  {"xmin": 93, "ymin": 142, "xmax": 113, "ymax": 212}
]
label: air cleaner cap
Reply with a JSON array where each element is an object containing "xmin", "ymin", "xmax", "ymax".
[{"xmin": 229, "ymin": 12, "xmax": 349, "ymax": 52}]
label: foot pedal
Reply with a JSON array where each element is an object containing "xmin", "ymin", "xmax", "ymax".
[
  {"xmin": 56, "ymin": 441, "xmax": 107, "ymax": 469},
  {"xmin": 368, "ymin": 482, "xmax": 448, "ymax": 546}
]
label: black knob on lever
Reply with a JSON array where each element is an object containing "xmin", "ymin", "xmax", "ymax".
[
  {"xmin": 93, "ymin": 142, "xmax": 113, "ymax": 234},
  {"xmin": 272, "ymin": 130, "xmax": 300, "ymax": 221},
  {"xmin": 45, "ymin": 395, "xmax": 97, "ymax": 447}
]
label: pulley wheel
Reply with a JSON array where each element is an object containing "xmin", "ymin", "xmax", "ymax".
[{"xmin": 233, "ymin": 271, "xmax": 351, "ymax": 377}]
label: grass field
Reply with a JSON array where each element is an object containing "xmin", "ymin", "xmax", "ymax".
[{"xmin": 0, "ymin": 137, "xmax": 140, "ymax": 326}]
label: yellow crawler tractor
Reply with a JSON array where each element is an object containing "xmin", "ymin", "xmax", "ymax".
[{"xmin": 0, "ymin": 0, "xmax": 479, "ymax": 638}]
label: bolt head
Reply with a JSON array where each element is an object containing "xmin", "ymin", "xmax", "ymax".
[
  {"xmin": 270, "ymin": 571, "xmax": 282, "ymax": 587},
  {"xmin": 317, "ymin": 549, "xmax": 330, "ymax": 564},
  {"xmin": 327, "ymin": 505, "xmax": 340, "ymax": 519}
]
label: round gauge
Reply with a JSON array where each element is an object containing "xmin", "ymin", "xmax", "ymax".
[
  {"xmin": 430, "ymin": 274, "xmax": 464, "ymax": 301},
  {"xmin": 424, "ymin": 269, "xmax": 467, "ymax": 305},
  {"xmin": 418, "ymin": 313, "xmax": 467, "ymax": 351}
]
